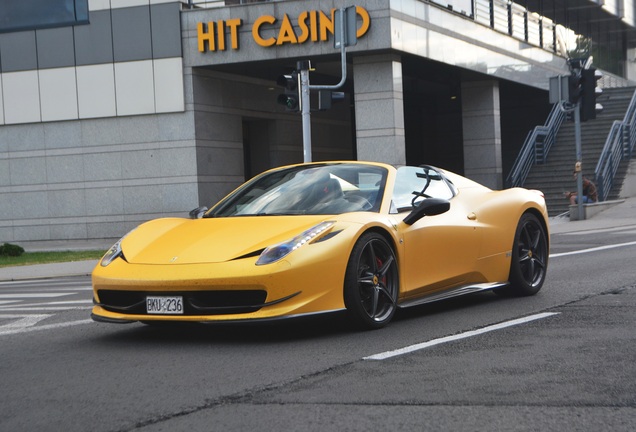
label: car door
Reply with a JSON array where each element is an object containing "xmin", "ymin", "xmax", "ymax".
[{"xmin": 391, "ymin": 166, "xmax": 481, "ymax": 298}]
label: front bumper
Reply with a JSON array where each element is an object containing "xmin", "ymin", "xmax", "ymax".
[{"xmin": 91, "ymin": 250, "xmax": 349, "ymax": 323}]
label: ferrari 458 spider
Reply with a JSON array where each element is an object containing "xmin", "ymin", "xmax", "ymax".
[{"xmin": 91, "ymin": 161, "xmax": 549, "ymax": 329}]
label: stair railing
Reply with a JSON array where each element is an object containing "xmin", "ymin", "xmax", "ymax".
[
  {"xmin": 594, "ymin": 121, "xmax": 624, "ymax": 201},
  {"xmin": 505, "ymin": 102, "xmax": 565, "ymax": 188},
  {"xmin": 594, "ymin": 89, "xmax": 636, "ymax": 201}
]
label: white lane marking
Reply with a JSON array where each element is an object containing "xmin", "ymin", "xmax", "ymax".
[
  {"xmin": 0, "ymin": 314, "xmax": 51, "ymax": 329},
  {"xmin": 0, "ymin": 281, "xmax": 93, "ymax": 290},
  {"xmin": 0, "ymin": 300, "xmax": 21, "ymax": 306},
  {"xmin": 0, "ymin": 278, "xmax": 91, "ymax": 285},
  {"xmin": 550, "ymin": 240, "xmax": 636, "ymax": 258},
  {"xmin": 0, "ymin": 299, "xmax": 92, "ymax": 308},
  {"xmin": 364, "ymin": 312, "xmax": 560, "ymax": 361},
  {"xmin": 0, "ymin": 319, "xmax": 93, "ymax": 337}
]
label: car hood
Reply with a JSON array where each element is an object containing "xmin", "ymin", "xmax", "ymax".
[{"xmin": 120, "ymin": 216, "xmax": 334, "ymax": 265}]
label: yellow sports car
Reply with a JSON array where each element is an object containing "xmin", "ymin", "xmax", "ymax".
[{"xmin": 91, "ymin": 161, "xmax": 549, "ymax": 329}]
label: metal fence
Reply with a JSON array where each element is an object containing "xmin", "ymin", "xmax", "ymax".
[
  {"xmin": 595, "ymin": 90, "xmax": 636, "ymax": 201},
  {"xmin": 505, "ymin": 103, "xmax": 566, "ymax": 188},
  {"xmin": 474, "ymin": 0, "xmax": 557, "ymax": 53}
]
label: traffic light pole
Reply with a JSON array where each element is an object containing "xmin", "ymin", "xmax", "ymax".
[
  {"xmin": 556, "ymin": 98, "xmax": 585, "ymax": 220},
  {"xmin": 574, "ymin": 103, "xmax": 584, "ymax": 220},
  {"xmin": 298, "ymin": 7, "xmax": 352, "ymax": 162},
  {"xmin": 299, "ymin": 65, "xmax": 312, "ymax": 163}
]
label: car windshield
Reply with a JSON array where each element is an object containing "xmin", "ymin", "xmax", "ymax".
[
  {"xmin": 208, "ymin": 164, "xmax": 387, "ymax": 217},
  {"xmin": 391, "ymin": 166, "xmax": 456, "ymax": 213}
]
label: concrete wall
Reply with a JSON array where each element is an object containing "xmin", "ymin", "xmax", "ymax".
[
  {"xmin": 353, "ymin": 55, "xmax": 406, "ymax": 165},
  {"xmin": 0, "ymin": 1, "xmax": 192, "ymax": 243},
  {"xmin": 0, "ymin": 113, "xmax": 198, "ymax": 242},
  {"xmin": 461, "ymin": 80, "xmax": 502, "ymax": 189},
  {"xmin": 620, "ymin": 159, "xmax": 636, "ymax": 198}
]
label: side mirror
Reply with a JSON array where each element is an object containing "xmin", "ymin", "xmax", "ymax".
[
  {"xmin": 189, "ymin": 206, "xmax": 208, "ymax": 219},
  {"xmin": 402, "ymin": 198, "xmax": 450, "ymax": 225}
]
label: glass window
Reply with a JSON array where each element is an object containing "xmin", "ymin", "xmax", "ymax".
[
  {"xmin": 0, "ymin": 0, "xmax": 89, "ymax": 34},
  {"xmin": 391, "ymin": 166, "xmax": 455, "ymax": 213},
  {"xmin": 430, "ymin": 0, "xmax": 474, "ymax": 16},
  {"xmin": 209, "ymin": 163, "xmax": 387, "ymax": 217}
]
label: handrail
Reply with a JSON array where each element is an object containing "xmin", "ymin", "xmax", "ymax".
[
  {"xmin": 594, "ymin": 89, "xmax": 636, "ymax": 201},
  {"xmin": 505, "ymin": 103, "xmax": 565, "ymax": 188},
  {"xmin": 623, "ymin": 93, "xmax": 636, "ymax": 158},
  {"xmin": 594, "ymin": 121, "xmax": 623, "ymax": 201},
  {"xmin": 536, "ymin": 102, "xmax": 566, "ymax": 162},
  {"xmin": 626, "ymin": 121, "xmax": 636, "ymax": 158},
  {"xmin": 505, "ymin": 130, "xmax": 538, "ymax": 189}
]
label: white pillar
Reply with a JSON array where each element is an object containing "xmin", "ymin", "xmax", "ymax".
[
  {"xmin": 461, "ymin": 80, "xmax": 502, "ymax": 189},
  {"xmin": 353, "ymin": 54, "xmax": 406, "ymax": 165}
]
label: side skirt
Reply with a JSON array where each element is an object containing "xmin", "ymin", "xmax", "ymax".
[{"xmin": 398, "ymin": 282, "xmax": 508, "ymax": 309}]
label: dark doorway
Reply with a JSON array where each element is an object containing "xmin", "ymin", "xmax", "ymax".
[
  {"xmin": 402, "ymin": 56, "xmax": 465, "ymax": 173},
  {"xmin": 242, "ymin": 118, "xmax": 273, "ymax": 179},
  {"xmin": 499, "ymin": 80, "xmax": 551, "ymax": 178},
  {"xmin": 402, "ymin": 56, "xmax": 551, "ymax": 182}
]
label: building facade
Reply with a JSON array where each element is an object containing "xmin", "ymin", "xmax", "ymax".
[{"xmin": 1, "ymin": 0, "xmax": 634, "ymax": 244}]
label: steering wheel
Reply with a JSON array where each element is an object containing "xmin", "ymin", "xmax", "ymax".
[{"xmin": 347, "ymin": 195, "xmax": 373, "ymax": 211}]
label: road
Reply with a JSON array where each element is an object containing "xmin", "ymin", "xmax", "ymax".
[{"xmin": 1, "ymin": 224, "xmax": 635, "ymax": 431}]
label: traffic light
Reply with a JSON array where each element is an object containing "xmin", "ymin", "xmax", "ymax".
[
  {"xmin": 318, "ymin": 91, "xmax": 345, "ymax": 110},
  {"xmin": 567, "ymin": 71, "xmax": 583, "ymax": 105},
  {"xmin": 277, "ymin": 72, "xmax": 300, "ymax": 112},
  {"xmin": 580, "ymin": 67, "xmax": 603, "ymax": 121}
]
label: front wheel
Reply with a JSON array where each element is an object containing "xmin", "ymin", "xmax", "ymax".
[
  {"xmin": 505, "ymin": 213, "xmax": 548, "ymax": 296},
  {"xmin": 344, "ymin": 232, "xmax": 399, "ymax": 330}
]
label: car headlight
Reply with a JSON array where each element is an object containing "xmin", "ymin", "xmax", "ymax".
[
  {"xmin": 100, "ymin": 240, "xmax": 123, "ymax": 267},
  {"xmin": 256, "ymin": 221, "xmax": 335, "ymax": 265},
  {"xmin": 100, "ymin": 230, "xmax": 134, "ymax": 267}
]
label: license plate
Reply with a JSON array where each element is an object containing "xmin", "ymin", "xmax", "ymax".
[{"xmin": 146, "ymin": 296, "xmax": 184, "ymax": 314}]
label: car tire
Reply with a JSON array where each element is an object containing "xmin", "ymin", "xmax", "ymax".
[
  {"xmin": 505, "ymin": 212, "xmax": 548, "ymax": 296},
  {"xmin": 344, "ymin": 232, "xmax": 399, "ymax": 329}
]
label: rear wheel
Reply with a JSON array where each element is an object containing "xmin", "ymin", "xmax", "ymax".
[
  {"xmin": 505, "ymin": 213, "xmax": 548, "ymax": 296},
  {"xmin": 344, "ymin": 232, "xmax": 399, "ymax": 329}
]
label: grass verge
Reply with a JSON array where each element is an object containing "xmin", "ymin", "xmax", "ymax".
[{"xmin": 0, "ymin": 250, "xmax": 106, "ymax": 268}]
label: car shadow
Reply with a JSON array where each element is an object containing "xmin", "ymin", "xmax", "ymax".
[
  {"xmin": 91, "ymin": 291, "xmax": 513, "ymax": 346},
  {"xmin": 393, "ymin": 290, "xmax": 506, "ymax": 323},
  {"xmin": 91, "ymin": 310, "xmax": 357, "ymax": 345}
]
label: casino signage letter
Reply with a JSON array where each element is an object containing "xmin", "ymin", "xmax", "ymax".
[{"xmin": 197, "ymin": 6, "xmax": 370, "ymax": 53}]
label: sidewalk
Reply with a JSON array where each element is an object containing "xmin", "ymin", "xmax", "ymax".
[
  {"xmin": 0, "ymin": 198, "xmax": 634, "ymax": 282},
  {"xmin": 549, "ymin": 196, "xmax": 636, "ymax": 235},
  {"xmin": 0, "ymin": 239, "xmax": 115, "ymax": 282},
  {"xmin": 0, "ymin": 260, "xmax": 99, "ymax": 281}
]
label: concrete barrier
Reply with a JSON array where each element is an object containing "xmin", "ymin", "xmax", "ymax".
[{"xmin": 569, "ymin": 199, "xmax": 625, "ymax": 221}]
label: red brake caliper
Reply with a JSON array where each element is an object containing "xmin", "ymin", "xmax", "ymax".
[{"xmin": 376, "ymin": 257, "xmax": 386, "ymax": 285}]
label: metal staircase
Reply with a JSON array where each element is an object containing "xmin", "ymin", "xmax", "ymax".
[{"xmin": 521, "ymin": 87, "xmax": 635, "ymax": 216}]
